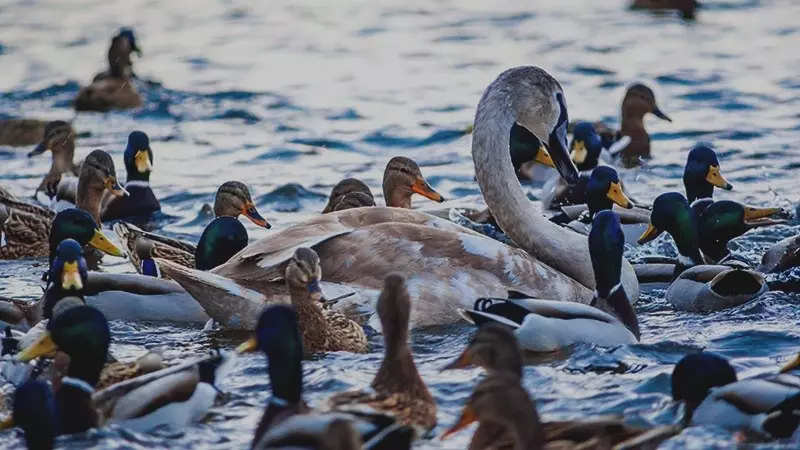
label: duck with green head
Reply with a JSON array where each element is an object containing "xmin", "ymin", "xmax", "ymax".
[
  {"xmin": 102, "ymin": 131, "xmax": 160, "ymax": 221},
  {"xmin": 459, "ymin": 210, "xmax": 640, "ymax": 352},
  {"xmin": 683, "ymin": 145, "xmax": 733, "ymax": 204},
  {"xmin": 696, "ymin": 200, "xmax": 787, "ymax": 263}
]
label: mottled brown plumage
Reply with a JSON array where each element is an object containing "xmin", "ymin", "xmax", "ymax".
[
  {"xmin": 0, "ymin": 203, "xmax": 51, "ymax": 260},
  {"xmin": 332, "ymin": 191, "xmax": 376, "ymax": 212},
  {"xmin": 327, "ymin": 274, "xmax": 436, "ymax": 434},
  {"xmin": 73, "ymin": 77, "xmax": 142, "ymax": 112},
  {"xmin": 96, "ymin": 349, "xmax": 166, "ymax": 391},
  {"xmin": 0, "ymin": 118, "xmax": 47, "ymax": 147},
  {"xmin": 29, "ymin": 121, "xmax": 79, "ymax": 197},
  {"xmin": 322, "ymin": 178, "xmax": 373, "ymax": 213},
  {"xmin": 382, "ymin": 156, "xmax": 444, "ymax": 208},
  {"xmin": 76, "ymin": 149, "xmax": 127, "ymax": 225},
  {"xmin": 286, "ymin": 248, "xmax": 367, "ymax": 353}
]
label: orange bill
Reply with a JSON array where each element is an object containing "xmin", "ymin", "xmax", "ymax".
[
  {"xmin": 743, "ymin": 206, "xmax": 783, "ymax": 222},
  {"xmin": 411, "ymin": 177, "xmax": 444, "ymax": 203},
  {"xmin": 606, "ymin": 182, "xmax": 633, "ymax": 209},
  {"xmin": 104, "ymin": 176, "xmax": 129, "ymax": 197},
  {"xmin": 242, "ymin": 202, "xmax": 271, "ymax": 229},
  {"xmin": 638, "ymin": 223, "xmax": 663, "ymax": 245},
  {"xmin": 705, "ymin": 165, "xmax": 732, "ymax": 190},
  {"xmin": 441, "ymin": 405, "xmax": 478, "ymax": 440},
  {"xmin": 440, "ymin": 350, "xmax": 473, "ymax": 371}
]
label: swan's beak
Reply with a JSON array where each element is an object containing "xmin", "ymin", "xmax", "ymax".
[
  {"xmin": 638, "ymin": 223, "xmax": 663, "ymax": 245},
  {"xmin": 548, "ymin": 122, "xmax": 579, "ymax": 185},
  {"xmin": 780, "ymin": 353, "xmax": 800, "ymax": 373},
  {"xmin": 533, "ymin": 144, "xmax": 555, "ymax": 168},
  {"xmin": 606, "ymin": 182, "xmax": 633, "ymax": 209},
  {"xmin": 441, "ymin": 405, "xmax": 478, "ymax": 440},
  {"xmin": 705, "ymin": 165, "xmax": 733, "ymax": 190},
  {"xmin": 571, "ymin": 140, "xmax": 588, "ymax": 164}
]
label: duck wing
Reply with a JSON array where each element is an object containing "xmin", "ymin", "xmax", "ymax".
[{"xmin": 114, "ymin": 222, "xmax": 196, "ymax": 274}]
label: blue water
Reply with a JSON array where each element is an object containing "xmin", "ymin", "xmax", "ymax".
[{"xmin": 2, "ymin": 0, "xmax": 800, "ymax": 448}]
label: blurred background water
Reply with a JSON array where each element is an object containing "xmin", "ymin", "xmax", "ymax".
[{"xmin": 1, "ymin": 0, "xmax": 800, "ymax": 448}]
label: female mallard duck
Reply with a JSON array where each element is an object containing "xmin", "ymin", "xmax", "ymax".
[
  {"xmin": 154, "ymin": 66, "xmax": 640, "ymax": 330},
  {"xmin": 638, "ymin": 192, "xmax": 771, "ymax": 311},
  {"xmin": 671, "ymin": 352, "xmax": 800, "ymax": 440},
  {"xmin": 630, "ymin": 0, "xmax": 698, "ymax": 20},
  {"xmin": 27, "ymin": 121, "xmax": 79, "ymax": 198},
  {"xmin": 683, "ymin": 145, "xmax": 733, "ymax": 203},
  {"xmin": 236, "ymin": 304, "xmax": 413, "ymax": 450},
  {"xmin": 322, "ymin": 178, "xmax": 374, "ymax": 213},
  {"xmin": 114, "ymin": 180, "xmax": 269, "ymax": 274},
  {"xmin": 10, "ymin": 306, "xmax": 232, "ymax": 435},
  {"xmin": 92, "ymin": 28, "xmax": 141, "ymax": 82},
  {"xmin": 332, "ymin": 192, "xmax": 376, "ymax": 212},
  {"xmin": 459, "ymin": 211, "xmax": 640, "ymax": 352},
  {"xmin": 0, "ymin": 118, "xmax": 47, "ymax": 147},
  {"xmin": 53, "ymin": 149, "xmax": 129, "ymax": 225},
  {"xmin": 101, "ymin": 130, "xmax": 160, "ymax": 221},
  {"xmin": 72, "ymin": 75, "xmax": 142, "ymax": 112}
]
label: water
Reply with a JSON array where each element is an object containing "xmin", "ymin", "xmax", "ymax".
[{"xmin": 1, "ymin": 0, "xmax": 800, "ymax": 448}]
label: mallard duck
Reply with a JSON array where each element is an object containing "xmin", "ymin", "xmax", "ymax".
[
  {"xmin": 695, "ymin": 200, "xmax": 787, "ymax": 263},
  {"xmin": 237, "ymin": 304, "xmax": 413, "ymax": 450},
  {"xmin": 254, "ymin": 417, "xmax": 366, "ymax": 450},
  {"xmin": 332, "ymin": 192, "xmax": 376, "ymax": 212},
  {"xmin": 638, "ymin": 192, "xmax": 769, "ymax": 311},
  {"xmin": 0, "ymin": 118, "xmax": 47, "ymax": 147},
  {"xmin": 114, "ymin": 180, "xmax": 269, "ymax": 274},
  {"xmin": 326, "ymin": 274, "xmax": 435, "ymax": 434},
  {"xmin": 27, "ymin": 121, "xmax": 79, "ymax": 198},
  {"xmin": 92, "ymin": 28, "xmax": 141, "ymax": 82},
  {"xmin": 53, "ymin": 149, "xmax": 129, "ymax": 225},
  {"xmin": 322, "ymin": 178, "xmax": 374, "ymax": 213},
  {"xmin": 759, "ymin": 234, "xmax": 800, "ymax": 274},
  {"xmin": 630, "ymin": 0, "xmax": 698, "ymax": 20},
  {"xmin": 569, "ymin": 122, "xmax": 632, "ymax": 172},
  {"xmin": 101, "ymin": 131, "xmax": 160, "ymax": 221},
  {"xmin": 683, "ymin": 145, "xmax": 733, "ymax": 203},
  {"xmin": 154, "ymin": 67, "xmax": 640, "ymax": 330},
  {"xmin": 72, "ymin": 76, "xmax": 142, "ymax": 112},
  {"xmin": 9, "ymin": 306, "xmax": 232, "ymax": 435},
  {"xmin": 671, "ymin": 352, "xmax": 800, "ymax": 440},
  {"xmin": 0, "ymin": 204, "xmax": 122, "ymax": 262},
  {"xmin": 459, "ymin": 211, "xmax": 640, "ymax": 352}
]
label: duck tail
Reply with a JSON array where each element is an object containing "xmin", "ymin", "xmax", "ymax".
[
  {"xmin": 763, "ymin": 391, "xmax": 800, "ymax": 439},
  {"xmin": 458, "ymin": 297, "xmax": 527, "ymax": 330},
  {"xmin": 153, "ymin": 258, "xmax": 267, "ymax": 330}
]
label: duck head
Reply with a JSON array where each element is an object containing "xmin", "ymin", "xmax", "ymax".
[
  {"xmin": 671, "ymin": 352, "xmax": 737, "ymax": 426},
  {"xmin": 284, "ymin": 248, "xmax": 324, "ymax": 303},
  {"xmin": 622, "ymin": 83, "xmax": 672, "ymax": 123},
  {"xmin": 123, "ymin": 131, "xmax": 153, "ymax": 182},
  {"xmin": 697, "ymin": 200, "xmax": 785, "ymax": 263},
  {"xmin": 49, "ymin": 208, "xmax": 124, "ymax": 265},
  {"xmin": 28, "ymin": 120, "xmax": 75, "ymax": 160},
  {"xmin": 570, "ymin": 122, "xmax": 604, "ymax": 171},
  {"xmin": 323, "ymin": 178, "xmax": 374, "ymax": 213},
  {"xmin": 49, "ymin": 239, "xmax": 88, "ymax": 294},
  {"xmin": 441, "ymin": 323, "xmax": 522, "ymax": 377},
  {"xmin": 194, "ymin": 217, "xmax": 249, "ymax": 271},
  {"xmin": 10, "ymin": 380, "xmax": 56, "ymax": 450},
  {"xmin": 509, "ymin": 123, "xmax": 556, "ymax": 176},
  {"xmin": 237, "ymin": 305, "xmax": 304, "ymax": 405},
  {"xmin": 639, "ymin": 192, "xmax": 704, "ymax": 273},
  {"xmin": 116, "ymin": 28, "xmax": 141, "ymax": 56},
  {"xmin": 683, "ymin": 145, "xmax": 733, "ymax": 202},
  {"xmin": 214, "ymin": 181, "xmax": 271, "ymax": 228},
  {"xmin": 332, "ymin": 191, "xmax": 376, "ymax": 212},
  {"xmin": 585, "ymin": 166, "xmax": 634, "ymax": 217},
  {"xmin": 383, "ymin": 156, "xmax": 444, "ymax": 208},
  {"xmin": 79, "ymin": 149, "xmax": 129, "ymax": 203},
  {"xmin": 18, "ymin": 306, "xmax": 111, "ymax": 387}
]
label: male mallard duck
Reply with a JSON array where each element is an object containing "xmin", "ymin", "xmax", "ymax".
[
  {"xmin": 10, "ymin": 306, "xmax": 232, "ymax": 435},
  {"xmin": 459, "ymin": 211, "xmax": 640, "ymax": 352},
  {"xmin": 155, "ymin": 67, "xmax": 640, "ymax": 329},
  {"xmin": 322, "ymin": 178, "xmax": 374, "ymax": 213},
  {"xmin": 326, "ymin": 274, "xmax": 436, "ymax": 435},
  {"xmin": 671, "ymin": 352, "xmax": 800, "ymax": 440},
  {"xmin": 27, "ymin": 121, "xmax": 79, "ymax": 198},
  {"xmin": 101, "ymin": 131, "xmax": 160, "ymax": 221},
  {"xmin": 237, "ymin": 304, "xmax": 413, "ymax": 450},
  {"xmin": 695, "ymin": 200, "xmax": 787, "ymax": 263},
  {"xmin": 638, "ymin": 192, "xmax": 770, "ymax": 311},
  {"xmin": 0, "ymin": 205, "xmax": 122, "ymax": 262},
  {"xmin": 114, "ymin": 180, "xmax": 269, "ymax": 274},
  {"xmin": 569, "ymin": 122, "xmax": 632, "ymax": 172},
  {"xmin": 683, "ymin": 145, "xmax": 733, "ymax": 203},
  {"xmin": 630, "ymin": 0, "xmax": 698, "ymax": 20},
  {"xmin": 92, "ymin": 28, "xmax": 141, "ymax": 82},
  {"xmin": 0, "ymin": 118, "xmax": 47, "ymax": 147}
]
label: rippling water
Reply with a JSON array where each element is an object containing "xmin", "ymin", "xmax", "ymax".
[{"xmin": 2, "ymin": 0, "xmax": 800, "ymax": 448}]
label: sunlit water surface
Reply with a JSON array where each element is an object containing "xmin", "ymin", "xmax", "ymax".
[{"xmin": 2, "ymin": 0, "xmax": 800, "ymax": 448}]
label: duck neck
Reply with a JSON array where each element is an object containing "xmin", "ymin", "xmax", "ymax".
[
  {"xmin": 288, "ymin": 285, "xmax": 330, "ymax": 349},
  {"xmin": 472, "ymin": 80, "xmax": 594, "ymax": 289},
  {"xmin": 372, "ymin": 329, "xmax": 431, "ymax": 401},
  {"xmin": 383, "ymin": 183, "xmax": 411, "ymax": 209},
  {"xmin": 50, "ymin": 147, "xmax": 77, "ymax": 178},
  {"xmin": 76, "ymin": 178, "xmax": 105, "ymax": 225},
  {"xmin": 492, "ymin": 389, "xmax": 543, "ymax": 450},
  {"xmin": 267, "ymin": 345, "xmax": 303, "ymax": 406},
  {"xmin": 685, "ymin": 181, "xmax": 713, "ymax": 204},
  {"xmin": 55, "ymin": 382, "xmax": 99, "ymax": 434},
  {"xmin": 594, "ymin": 286, "xmax": 640, "ymax": 340},
  {"xmin": 620, "ymin": 110, "xmax": 646, "ymax": 137},
  {"xmin": 672, "ymin": 223, "xmax": 704, "ymax": 275}
]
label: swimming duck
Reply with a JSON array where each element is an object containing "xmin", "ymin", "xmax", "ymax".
[
  {"xmin": 332, "ymin": 192, "xmax": 376, "ymax": 212},
  {"xmin": 683, "ymin": 145, "xmax": 733, "ymax": 203},
  {"xmin": 671, "ymin": 352, "xmax": 800, "ymax": 440},
  {"xmin": 101, "ymin": 131, "xmax": 160, "ymax": 221},
  {"xmin": 639, "ymin": 192, "xmax": 769, "ymax": 311},
  {"xmin": 569, "ymin": 121, "xmax": 631, "ymax": 172},
  {"xmin": 54, "ymin": 149, "xmax": 129, "ymax": 225},
  {"xmin": 0, "ymin": 118, "xmax": 47, "ymax": 147},
  {"xmin": 459, "ymin": 211, "xmax": 640, "ymax": 352},
  {"xmin": 114, "ymin": 180, "xmax": 269, "ymax": 274},
  {"xmin": 322, "ymin": 178, "xmax": 374, "ymax": 213},
  {"xmin": 326, "ymin": 273, "xmax": 436, "ymax": 435},
  {"xmin": 73, "ymin": 29, "xmax": 142, "ymax": 113},
  {"xmin": 92, "ymin": 28, "xmax": 141, "ymax": 82},
  {"xmin": 630, "ymin": 0, "xmax": 699, "ymax": 20},
  {"xmin": 759, "ymin": 234, "xmax": 800, "ymax": 274},
  {"xmin": 10, "ymin": 306, "xmax": 232, "ymax": 435},
  {"xmin": 27, "ymin": 121, "xmax": 79, "ymax": 198},
  {"xmin": 154, "ymin": 66, "xmax": 639, "ymax": 329},
  {"xmin": 237, "ymin": 304, "xmax": 413, "ymax": 450},
  {"xmin": 695, "ymin": 200, "xmax": 787, "ymax": 263}
]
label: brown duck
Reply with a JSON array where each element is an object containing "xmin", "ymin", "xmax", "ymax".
[
  {"xmin": 0, "ymin": 118, "xmax": 47, "ymax": 147},
  {"xmin": 630, "ymin": 0, "xmax": 698, "ymax": 20},
  {"xmin": 114, "ymin": 180, "xmax": 270, "ymax": 274},
  {"xmin": 28, "ymin": 121, "xmax": 79, "ymax": 197},
  {"xmin": 73, "ymin": 29, "xmax": 142, "ymax": 112},
  {"xmin": 326, "ymin": 273, "xmax": 437, "ymax": 435},
  {"xmin": 92, "ymin": 28, "xmax": 141, "ymax": 82}
]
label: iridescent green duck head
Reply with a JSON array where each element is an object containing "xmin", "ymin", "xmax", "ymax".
[
  {"xmin": 49, "ymin": 208, "xmax": 124, "ymax": 265},
  {"xmin": 584, "ymin": 166, "xmax": 634, "ymax": 218},
  {"xmin": 639, "ymin": 192, "xmax": 704, "ymax": 275},
  {"xmin": 194, "ymin": 216, "xmax": 249, "ymax": 271},
  {"xmin": 123, "ymin": 130, "xmax": 153, "ymax": 182},
  {"xmin": 696, "ymin": 200, "xmax": 785, "ymax": 263},
  {"xmin": 508, "ymin": 124, "xmax": 557, "ymax": 176},
  {"xmin": 683, "ymin": 145, "xmax": 733, "ymax": 203},
  {"xmin": 569, "ymin": 122, "xmax": 604, "ymax": 172},
  {"xmin": 671, "ymin": 352, "xmax": 737, "ymax": 426}
]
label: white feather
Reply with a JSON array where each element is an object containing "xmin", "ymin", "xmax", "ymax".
[{"xmin": 86, "ymin": 291, "xmax": 210, "ymax": 323}]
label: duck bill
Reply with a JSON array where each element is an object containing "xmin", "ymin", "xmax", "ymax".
[
  {"xmin": 705, "ymin": 165, "xmax": 732, "ymax": 190},
  {"xmin": 105, "ymin": 176, "xmax": 130, "ymax": 197},
  {"xmin": 743, "ymin": 206, "xmax": 784, "ymax": 223},
  {"xmin": 440, "ymin": 350, "xmax": 473, "ymax": 371},
  {"xmin": 134, "ymin": 150, "xmax": 153, "ymax": 173},
  {"xmin": 28, "ymin": 140, "xmax": 49, "ymax": 157},
  {"xmin": 411, "ymin": 178, "xmax": 445, "ymax": 203},
  {"xmin": 441, "ymin": 405, "xmax": 478, "ymax": 440},
  {"xmin": 570, "ymin": 141, "xmax": 588, "ymax": 164},
  {"xmin": 17, "ymin": 332, "xmax": 58, "ymax": 362},
  {"xmin": 638, "ymin": 224, "xmax": 664, "ymax": 245},
  {"xmin": 242, "ymin": 202, "xmax": 271, "ymax": 229},
  {"xmin": 532, "ymin": 144, "xmax": 555, "ymax": 168},
  {"xmin": 780, "ymin": 354, "xmax": 800, "ymax": 373},
  {"xmin": 236, "ymin": 336, "xmax": 258, "ymax": 354},
  {"xmin": 548, "ymin": 123, "xmax": 580, "ymax": 186},
  {"xmin": 652, "ymin": 105, "xmax": 672, "ymax": 122},
  {"xmin": 88, "ymin": 229, "xmax": 124, "ymax": 257},
  {"xmin": 0, "ymin": 416, "xmax": 13, "ymax": 430},
  {"xmin": 61, "ymin": 261, "xmax": 83, "ymax": 291},
  {"xmin": 307, "ymin": 279, "xmax": 326, "ymax": 303},
  {"xmin": 606, "ymin": 182, "xmax": 633, "ymax": 209}
]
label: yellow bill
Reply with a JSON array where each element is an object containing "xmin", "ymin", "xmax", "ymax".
[
  {"xmin": 780, "ymin": 353, "xmax": 800, "ymax": 373},
  {"xmin": 743, "ymin": 206, "xmax": 783, "ymax": 222},
  {"xmin": 134, "ymin": 149, "xmax": 153, "ymax": 173},
  {"xmin": 570, "ymin": 140, "xmax": 588, "ymax": 164},
  {"xmin": 606, "ymin": 182, "xmax": 633, "ymax": 209},
  {"xmin": 236, "ymin": 336, "xmax": 258, "ymax": 354},
  {"xmin": 61, "ymin": 261, "xmax": 83, "ymax": 291},
  {"xmin": 17, "ymin": 332, "xmax": 58, "ymax": 362},
  {"xmin": 638, "ymin": 223, "xmax": 663, "ymax": 245},
  {"xmin": 88, "ymin": 229, "xmax": 124, "ymax": 257},
  {"xmin": 706, "ymin": 165, "xmax": 733, "ymax": 190},
  {"xmin": 534, "ymin": 144, "xmax": 556, "ymax": 168}
]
